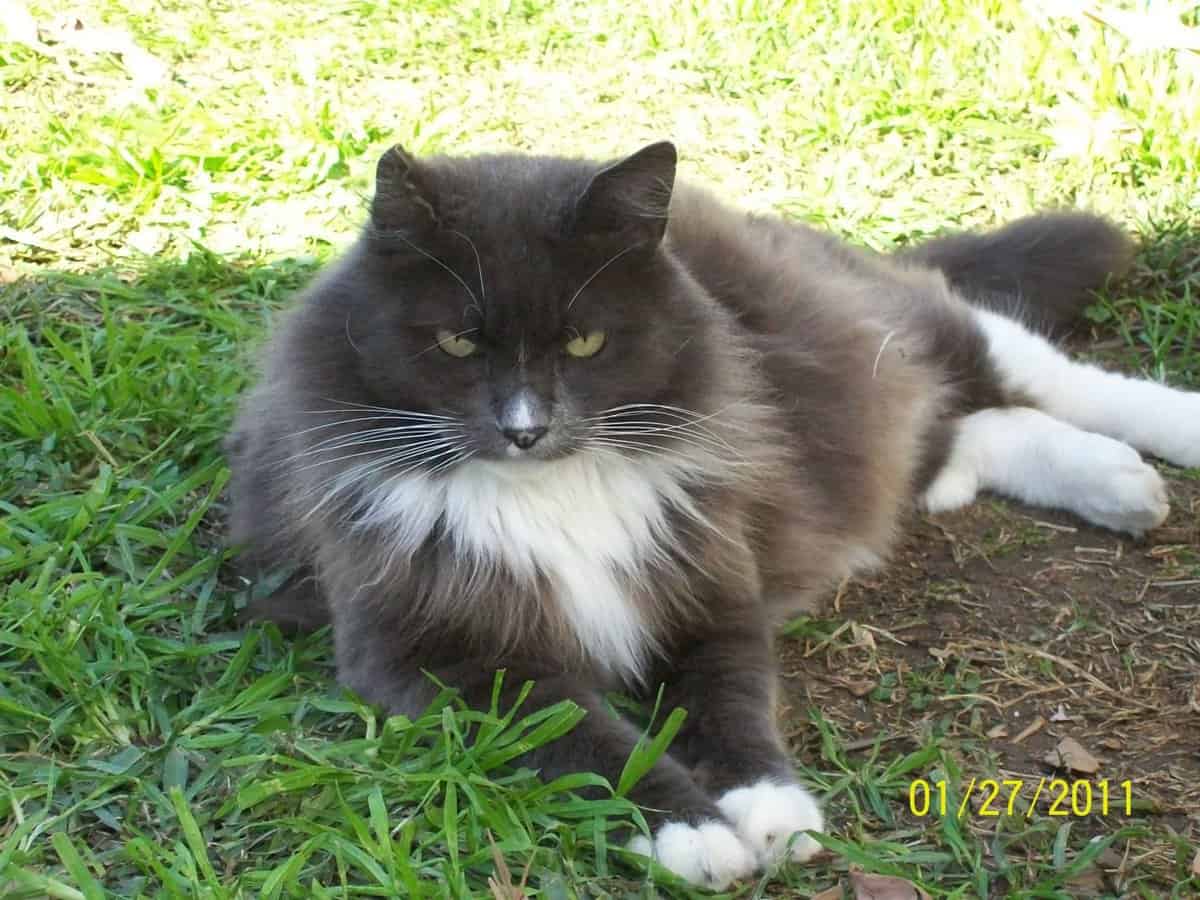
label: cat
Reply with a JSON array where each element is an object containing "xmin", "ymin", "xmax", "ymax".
[{"xmin": 225, "ymin": 140, "xmax": 1200, "ymax": 889}]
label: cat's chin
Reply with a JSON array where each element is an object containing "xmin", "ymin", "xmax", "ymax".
[
  {"xmin": 474, "ymin": 442, "xmax": 578, "ymax": 464},
  {"xmin": 503, "ymin": 443, "xmax": 554, "ymax": 460},
  {"xmin": 470, "ymin": 449, "xmax": 577, "ymax": 476},
  {"xmin": 499, "ymin": 451, "xmax": 555, "ymax": 466}
]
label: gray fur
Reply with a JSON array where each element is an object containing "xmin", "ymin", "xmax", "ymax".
[{"xmin": 226, "ymin": 142, "xmax": 1132, "ymax": 830}]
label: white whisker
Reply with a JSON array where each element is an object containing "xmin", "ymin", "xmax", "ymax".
[
  {"xmin": 287, "ymin": 428, "xmax": 465, "ymax": 463},
  {"xmin": 448, "ymin": 229, "xmax": 486, "ymax": 314},
  {"xmin": 587, "ymin": 436, "xmax": 753, "ymax": 469},
  {"xmin": 295, "ymin": 436, "xmax": 464, "ymax": 475},
  {"xmin": 409, "ymin": 326, "xmax": 479, "ymax": 361},
  {"xmin": 379, "ymin": 233, "xmax": 480, "ymax": 309},
  {"xmin": 286, "ymin": 414, "xmax": 457, "ymax": 441},
  {"xmin": 364, "ymin": 444, "xmax": 467, "ymax": 495},
  {"xmin": 589, "ymin": 417, "xmax": 737, "ymax": 443},
  {"xmin": 595, "ymin": 428, "xmax": 743, "ymax": 458},
  {"xmin": 312, "ymin": 399, "xmax": 463, "ymax": 418},
  {"xmin": 298, "ymin": 439, "xmax": 471, "ymax": 522},
  {"xmin": 566, "ymin": 244, "xmax": 641, "ymax": 310},
  {"xmin": 584, "ymin": 402, "xmax": 754, "ymax": 439}
]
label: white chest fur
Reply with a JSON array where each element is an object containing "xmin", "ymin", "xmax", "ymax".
[{"xmin": 355, "ymin": 452, "xmax": 702, "ymax": 683}]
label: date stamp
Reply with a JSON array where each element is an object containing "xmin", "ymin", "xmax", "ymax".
[{"xmin": 909, "ymin": 778, "xmax": 1135, "ymax": 819}]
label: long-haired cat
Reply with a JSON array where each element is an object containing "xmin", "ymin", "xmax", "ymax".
[{"xmin": 226, "ymin": 141, "xmax": 1199, "ymax": 888}]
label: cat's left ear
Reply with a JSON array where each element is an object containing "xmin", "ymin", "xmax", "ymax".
[{"xmin": 571, "ymin": 141, "xmax": 677, "ymax": 246}]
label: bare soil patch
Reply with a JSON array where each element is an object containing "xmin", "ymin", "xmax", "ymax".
[{"xmin": 779, "ymin": 472, "xmax": 1200, "ymax": 889}]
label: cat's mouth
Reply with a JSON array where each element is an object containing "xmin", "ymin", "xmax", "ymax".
[
  {"xmin": 486, "ymin": 430, "xmax": 575, "ymax": 463},
  {"xmin": 504, "ymin": 442, "xmax": 548, "ymax": 460}
]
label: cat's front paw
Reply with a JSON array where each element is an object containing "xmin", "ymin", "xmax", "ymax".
[
  {"xmin": 716, "ymin": 779, "xmax": 824, "ymax": 866},
  {"xmin": 627, "ymin": 820, "xmax": 756, "ymax": 890}
]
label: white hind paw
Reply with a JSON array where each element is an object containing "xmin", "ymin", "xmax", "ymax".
[
  {"xmin": 1150, "ymin": 392, "xmax": 1200, "ymax": 469},
  {"xmin": 628, "ymin": 820, "xmax": 756, "ymax": 889},
  {"xmin": 1076, "ymin": 452, "xmax": 1169, "ymax": 535},
  {"xmin": 717, "ymin": 779, "xmax": 825, "ymax": 866}
]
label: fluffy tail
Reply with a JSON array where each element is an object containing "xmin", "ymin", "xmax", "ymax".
[{"xmin": 896, "ymin": 212, "xmax": 1135, "ymax": 333}]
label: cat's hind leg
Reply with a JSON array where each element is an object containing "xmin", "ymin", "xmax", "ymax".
[
  {"xmin": 923, "ymin": 407, "xmax": 1169, "ymax": 535},
  {"xmin": 973, "ymin": 308, "xmax": 1200, "ymax": 469},
  {"xmin": 905, "ymin": 211, "xmax": 1190, "ymax": 529}
]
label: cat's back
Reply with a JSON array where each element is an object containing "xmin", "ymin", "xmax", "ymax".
[{"xmin": 665, "ymin": 184, "xmax": 897, "ymax": 335}]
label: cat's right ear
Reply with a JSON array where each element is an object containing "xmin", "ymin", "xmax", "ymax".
[{"xmin": 370, "ymin": 144, "xmax": 440, "ymax": 238}]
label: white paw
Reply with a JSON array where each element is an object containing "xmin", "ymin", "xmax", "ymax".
[
  {"xmin": 1146, "ymin": 391, "xmax": 1200, "ymax": 469},
  {"xmin": 627, "ymin": 820, "xmax": 756, "ymax": 890},
  {"xmin": 717, "ymin": 779, "xmax": 825, "ymax": 866},
  {"xmin": 922, "ymin": 462, "xmax": 980, "ymax": 514},
  {"xmin": 1072, "ymin": 441, "xmax": 1169, "ymax": 535}
]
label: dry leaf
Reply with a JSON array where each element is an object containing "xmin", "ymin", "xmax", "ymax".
[
  {"xmin": 1044, "ymin": 737, "xmax": 1100, "ymax": 774},
  {"xmin": 850, "ymin": 871, "xmax": 931, "ymax": 900},
  {"xmin": 986, "ymin": 723, "xmax": 1009, "ymax": 739},
  {"xmin": 811, "ymin": 886, "xmax": 845, "ymax": 900},
  {"xmin": 1191, "ymin": 847, "xmax": 1199, "ymax": 877}
]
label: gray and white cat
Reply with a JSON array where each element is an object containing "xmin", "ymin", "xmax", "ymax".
[{"xmin": 226, "ymin": 141, "xmax": 1199, "ymax": 888}]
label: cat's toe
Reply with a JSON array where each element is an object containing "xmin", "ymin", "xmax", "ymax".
[
  {"xmin": 922, "ymin": 463, "xmax": 980, "ymax": 514},
  {"xmin": 717, "ymin": 779, "xmax": 825, "ymax": 866},
  {"xmin": 1078, "ymin": 453, "xmax": 1169, "ymax": 535},
  {"xmin": 628, "ymin": 820, "xmax": 756, "ymax": 889}
]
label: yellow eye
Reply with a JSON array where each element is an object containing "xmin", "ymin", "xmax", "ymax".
[
  {"xmin": 436, "ymin": 328, "xmax": 478, "ymax": 358},
  {"xmin": 564, "ymin": 330, "xmax": 606, "ymax": 358}
]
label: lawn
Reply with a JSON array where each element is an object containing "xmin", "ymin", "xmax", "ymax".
[{"xmin": 2, "ymin": 0, "xmax": 1198, "ymax": 896}]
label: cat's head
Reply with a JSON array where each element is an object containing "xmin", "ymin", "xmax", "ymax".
[{"xmin": 302, "ymin": 141, "xmax": 735, "ymax": 477}]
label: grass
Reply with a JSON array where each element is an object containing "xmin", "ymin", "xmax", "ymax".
[{"xmin": 2, "ymin": 0, "xmax": 1198, "ymax": 896}]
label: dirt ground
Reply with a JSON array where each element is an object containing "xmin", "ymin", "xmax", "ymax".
[{"xmin": 778, "ymin": 470, "xmax": 1200, "ymax": 888}]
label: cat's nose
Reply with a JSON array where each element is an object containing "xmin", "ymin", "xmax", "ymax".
[
  {"xmin": 497, "ymin": 388, "xmax": 550, "ymax": 450},
  {"xmin": 502, "ymin": 426, "xmax": 548, "ymax": 449}
]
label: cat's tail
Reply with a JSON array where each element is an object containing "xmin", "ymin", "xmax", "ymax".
[{"xmin": 896, "ymin": 212, "xmax": 1135, "ymax": 333}]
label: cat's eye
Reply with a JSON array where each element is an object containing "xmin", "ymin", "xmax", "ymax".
[
  {"xmin": 564, "ymin": 330, "xmax": 607, "ymax": 358},
  {"xmin": 436, "ymin": 328, "xmax": 479, "ymax": 358}
]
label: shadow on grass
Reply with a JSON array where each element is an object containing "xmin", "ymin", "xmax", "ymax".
[{"xmin": 1, "ymin": 248, "xmax": 321, "ymax": 624}]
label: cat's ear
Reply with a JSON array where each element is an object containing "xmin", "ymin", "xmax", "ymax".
[
  {"xmin": 370, "ymin": 144, "xmax": 439, "ymax": 236},
  {"xmin": 571, "ymin": 141, "xmax": 677, "ymax": 246}
]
